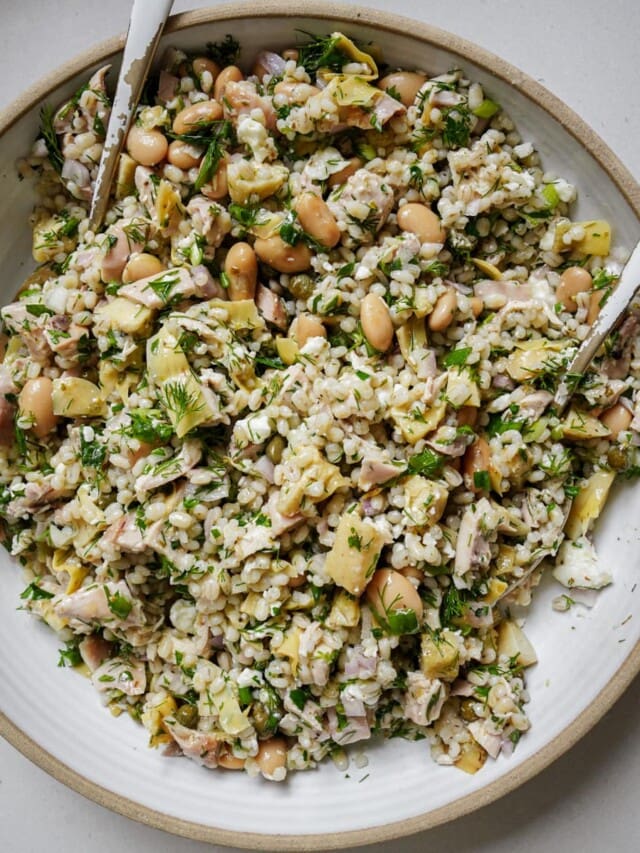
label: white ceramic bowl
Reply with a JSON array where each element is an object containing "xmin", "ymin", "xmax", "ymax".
[{"xmin": 1, "ymin": 3, "xmax": 639, "ymax": 849}]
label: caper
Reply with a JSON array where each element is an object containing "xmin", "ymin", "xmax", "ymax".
[
  {"xmin": 288, "ymin": 273, "xmax": 315, "ymax": 300},
  {"xmin": 251, "ymin": 685, "xmax": 283, "ymax": 736},
  {"xmin": 607, "ymin": 445, "xmax": 629, "ymax": 471},
  {"xmin": 266, "ymin": 435, "xmax": 285, "ymax": 464},
  {"xmin": 175, "ymin": 703, "xmax": 199, "ymax": 729},
  {"xmin": 460, "ymin": 698, "xmax": 478, "ymax": 722},
  {"xmin": 251, "ymin": 702, "xmax": 272, "ymax": 736}
]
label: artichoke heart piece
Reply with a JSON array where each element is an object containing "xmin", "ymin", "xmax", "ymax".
[
  {"xmin": 208, "ymin": 298, "xmax": 263, "ymax": 330},
  {"xmin": 479, "ymin": 577, "xmax": 508, "ymax": 604},
  {"xmin": 472, "ymin": 257, "xmax": 503, "ymax": 280},
  {"xmin": 76, "ymin": 483, "xmax": 105, "ymax": 526},
  {"xmin": 99, "ymin": 362, "xmax": 140, "ymax": 404},
  {"xmin": 420, "ymin": 629, "xmax": 460, "ymax": 680},
  {"xmin": 147, "ymin": 324, "xmax": 216, "ymax": 437},
  {"xmin": 390, "ymin": 400, "xmax": 447, "ymax": 445},
  {"xmin": 396, "ymin": 316, "xmax": 429, "ymax": 371},
  {"xmin": 445, "ymin": 369, "xmax": 481, "ymax": 408},
  {"xmin": 324, "ymin": 512, "xmax": 386, "ymax": 596},
  {"xmin": 318, "ymin": 32, "xmax": 379, "ymax": 80},
  {"xmin": 32, "ymin": 214, "xmax": 78, "ymax": 263},
  {"xmin": 454, "ymin": 739, "xmax": 488, "ymax": 775},
  {"xmin": 561, "ymin": 408, "xmax": 611, "ymax": 441},
  {"xmin": 403, "ymin": 475, "xmax": 449, "ymax": 528},
  {"xmin": 205, "ymin": 669, "xmax": 250, "ymax": 736},
  {"xmin": 325, "ymin": 75, "xmax": 381, "ymax": 108},
  {"xmin": 227, "ymin": 160, "xmax": 289, "ymax": 204},
  {"xmin": 95, "ymin": 296, "xmax": 154, "ymax": 335},
  {"xmin": 552, "ymin": 219, "xmax": 611, "ymax": 256},
  {"xmin": 142, "ymin": 694, "xmax": 178, "ymax": 747},
  {"xmin": 52, "ymin": 377, "xmax": 106, "ymax": 418},
  {"xmin": 492, "ymin": 503, "xmax": 529, "ymax": 537},
  {"xmin": 51, "ymin": 549, "xmax": 89, "ymax": 595},
  {"xmin": 115, "ymin": 152, "xmax": 137, "ymax": 200},
  {"xmin": 155, "ymin": 179, "xmax": 182, "ymax": 231},
  {"xmin": 325, "ymin": 590, "xmax": 361, "ymax": 629},
  {"xmin": 273, "ymin": 627, "xmax": 302, "ymax": 675},
  {"xmin": 276, "ymin": 337, "xmax": 299, "ymax": 366},
  {"xmin": 277, "ymin": 447, "xmax": 348, "ymax": 516},
  {"xmin": 565, "ymin": 469, "xmax": 615, "ymax": 540},
  {"xmin": 497, "ymin": 620, "xmax": 537, "ymax": 667},
  {"xmin": 506, "ymin": 338, "xmax": 566, "ymax": 383}
]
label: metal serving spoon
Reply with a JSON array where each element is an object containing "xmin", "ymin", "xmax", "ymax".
[
  {"xmin": 89, "ymin": 0, "xmax": 174, "ymax": 231},
  {"xmin": 497, "ymin": 237, "xmax": 640, "ymax": 603},
  {"xmin": 554, "ymin": 238, "xmax": 640, "ymax": 411}
]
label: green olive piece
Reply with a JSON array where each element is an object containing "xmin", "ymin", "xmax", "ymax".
[
  {"xmin": 175, "ymin": 703, "xmax": 199, "ymax": 729},
  {"xmin": 266, "ymin": 435, "xmax": 285, "ymax": 464},
  {"xmin": 288, "ymin": 273, "xmax": 315, "ymax": 300},
  {"xmin": 251, "ymin": 702, "xmax": 272, "ymax": 736},
  {"xmin": 460, "ymin": 698, "xmax": 478, "ymax": 722},
  {"xmin": 607, "ymin": 446, "xmax": 629, "ymax": 471},
  {"xmin": 251, "ymin": 685, "xmax": 283, "ymax": 737}
]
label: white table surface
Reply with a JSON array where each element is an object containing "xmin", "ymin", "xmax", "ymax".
[{"xmin": 1, "ymin": 1, "xmax": 639, "ymax": 851}]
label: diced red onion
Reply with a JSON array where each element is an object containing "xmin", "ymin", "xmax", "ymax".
[{"xmin": 254, "ymin": 51, "xmax": 287, "ymax": 78}]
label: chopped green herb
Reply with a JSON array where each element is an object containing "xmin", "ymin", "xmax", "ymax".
[
  {"xmin": 486, "ymin": 413, "xmax": 525, "ymax": 437},
  {"xmin": 289, "ymin": 687, "xmax": 309, "ymax": 710},
  {"xmin": 347, "ymin": 527, "xmax": 363, "ymax": 551},
  {"xmin": 194, "ymin": 120, "xmax": 234, "ymax": 192},
  {"xmin": 406, "ymin": 448, "xmax": 445, "ymax": 477},
  {"xmin": 254, "ymin": 354, "xmax": 286, "ymax": 371},
  {"xmin": 25, "ymin": 304, "xmax": 54, "ymax": 318},
  {"xmin": 145, "ymin": 270, "xmax": 181, "ymax": 303},
  {"xmin": 473, "ymin": 470, "xmax": 490, "ymax": 491},
  {"xmin": 472, "ymin": 98, "xmax": 500, "ymax": 119},
  {"xmin": 128, "ymin": 411, "xmax": 173, "ymax": 445},
  {"xmin": 228, "ymin": 202, "xmax": 261, "ymax": 228},
  {"xmin": 159, "ymin": 379, "xmax": 204, "ymax": 427},
  {"xmin": 39, "ymin": 104, "xmax": 64, "ymax": 173},
  {"xmin": 57, "ymin": 639, "xmax": 83, "ymax": 668},
  {"xmin": 206, "ymin": 35, "xmax": 240, "ymax": 66},
  {"xmin": 20, "ymin": 581, "xmax": 54, "ymax": 601},
  {"xmin": 296, "ymin": 31, "xmax": 350, "ymax": 73},
  {"xmin": 441, "ymin": 585, "xmax": 467, "ymax": 626},
  {"xmin": 80, "ymin": 432, "xmax": 106, "ymax": 469},
  {"xmin": 104, "ymin": 587, "xmax": 133, "ymax": 620},
  {"xmin": 444, "ymin": 346, "xmax": 472, "ymax": 367},
  {"xmin": 238, "ymin": 686, "xmax": 253, "ymax": 707}
]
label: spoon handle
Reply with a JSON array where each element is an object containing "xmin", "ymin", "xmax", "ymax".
[
  {"xmin": 89, "ymin": 0, "xmax": 174, "ymax": 231},
  {"xmin": 554, "ymin": 239, "xmax": 640, "ymax": 411}
]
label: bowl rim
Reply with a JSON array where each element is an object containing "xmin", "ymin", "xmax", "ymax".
[{"xmin": 1, "ymin": 2, "xmax": 639, "ymax": 849}]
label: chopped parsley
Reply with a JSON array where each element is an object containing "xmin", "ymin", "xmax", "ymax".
[
  {"xmin": 104, "ymin": 587, "xmax": 133, "ymax": 620},
  {"xmin": 443, "ymin": 346, "xmax": 472, "ymax": 367},
  {"xmin": 80, "ymin": 431, "xmax": 106, "ymax": 468},
  {"xmin": 20, "ymin": 581, "xmax": 54, "ymax": 601},
  {"xmin": 289, "ymin": 686, "xmax": 310, "ymax": 710},
  {"xmin": 486, "ymin": 412, "xmax": 525, "ymax": 437},
  {"xmin": 406, "ymin": 448, "xmax": 445, "ymax": 477},
  {"xmin": 473, "ymin": 470, "xmax": 490, "ymax": 491},
  {"xmin": 57, "ymin": 639, "xmax": 83, "ymax": 668}
]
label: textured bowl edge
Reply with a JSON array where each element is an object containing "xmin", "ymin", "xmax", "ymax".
[{"xmin": 1, "ymin": 1, "xmax": 639, "ymax": 850}]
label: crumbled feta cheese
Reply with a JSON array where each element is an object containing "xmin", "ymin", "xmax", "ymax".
[{"xmin": 552, "ymin": 537, "xmax": 612, "ymax": 589}]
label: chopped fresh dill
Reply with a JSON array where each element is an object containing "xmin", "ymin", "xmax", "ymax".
[{"xmin": 39, "ymin": 104, "xmax": 64, "ymax": 173}]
